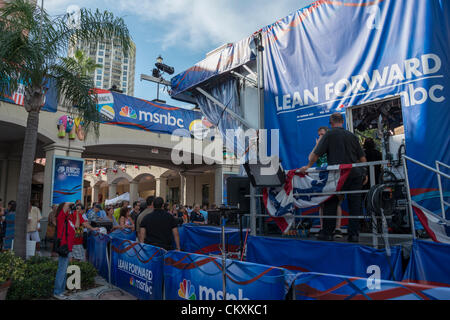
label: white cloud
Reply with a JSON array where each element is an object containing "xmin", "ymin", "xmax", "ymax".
[
  {"xmin": 43, "ymin": 0, "xmax": 310, "ymax": 51},
  {"xmin": 114, "ymin": 0, "xmax": 308, "ymax": 50}
]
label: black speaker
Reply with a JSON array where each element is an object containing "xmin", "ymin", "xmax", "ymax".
[{"xmin": 227, "ymin": 177, "xmax": 250, "ymax": 213}]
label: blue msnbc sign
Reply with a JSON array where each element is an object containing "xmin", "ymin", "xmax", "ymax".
[
  {"xmin": 164, "ymin": 251, "xmax": 287, "ymax": 300},
  {"xmin": 51, "ymin": 156, "xmax": 84, "ymax": 205},
  {"xmin": 95, "ymin": 88, "xmax": 203, "ymax": 136}
]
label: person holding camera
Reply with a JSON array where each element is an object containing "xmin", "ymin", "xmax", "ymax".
[{"xmin": 53, "ymin": 202, "xmax": 75, "ymax": 299}]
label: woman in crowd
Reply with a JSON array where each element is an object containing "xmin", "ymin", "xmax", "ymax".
[
  {"xmin": 53, "ymin": 202, "xmax": 75, "ymax": 299},
  {"xmin": 70, "ymin": 204, "xmax": 99, "ymax": 262},
  {"xmin": 178, "ymin": 206, "xmax": 190, "ymax": 224},
  {"xmin": 104, "ymin": 206, "xmax": 120, "ymax": 233},
  {"xmin": 3, "ymin": 200, "xmax": 16, "ymax": 251},
  {"xmin": 118, "ymin": 207, "xmax": 135, "ymax": 231},
  {"xmin": 45, "ymin": 204, "xmax": 58, "ymax": 257}
]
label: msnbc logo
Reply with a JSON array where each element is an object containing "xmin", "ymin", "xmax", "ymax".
[
  {"xmin": 178, "ymin": 279, "xmax": 196, "ymax": 300},
  {"xmin": 120, "ymin": 106, "xmax": 137, "ymax": 119}
]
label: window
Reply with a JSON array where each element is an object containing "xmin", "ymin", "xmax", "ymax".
[
  {"xmin": 98, "ymin": 50, "xmax": 104, "ymax": 56},
  {"xmin": 123, "ymin": 66, "xmax": 128, "ymax": 70},
  {"xmin": 98, "ymin": 57, "xmax": 103, "ymax": 63},
  {"xmin": 123, "ymin": 76, "xmax": 127, "ymax": 81},
  {"xmin": 96, "ymin": 81, "xmax": 101, "ymax": 87},
  {"xmin": 123, "ymin": 71, "xmax": 127, "ymax": 75},
  {"xmin": 96, "ymin": 75, "xmax": 102, "ymax": 80},
  {"xmin": 124, "ymin": 58, "xmax": 128, "ymax": 64},
  {"xmin": 97, "ymin": 69, "xmax": 102, "ymax": 74}
]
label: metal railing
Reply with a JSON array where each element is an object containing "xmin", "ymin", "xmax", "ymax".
[
  {"xmin": 245, "ymin": 160, "xmax": 393, "ymax": 248},
  {"xmin": 402, "ymin": 155, "xmax": 450, "ymax": 239}
]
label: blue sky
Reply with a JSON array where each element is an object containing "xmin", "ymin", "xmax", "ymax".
[{"xmin": 44, "ymin": 0, "xmax": 311, "ymax": 108}]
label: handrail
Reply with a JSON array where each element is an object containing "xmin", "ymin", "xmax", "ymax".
[{"xmin": 403, "ymin": 155, "xmax": 450, "ymax": 180}]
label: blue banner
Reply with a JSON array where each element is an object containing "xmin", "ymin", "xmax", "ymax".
[
  {"xmin": 51, "ymin": 156, "xmax": 84, "ymax": 205},
  {"xmin": 95, "ymin": 88, "xmax": 203, "ymax": 136},
  {"xmin": 86, "ymin": 231, "xmax": 109, "ymax": 280},
  {"xmin": 403, "ymin": 240, "xmax": 450, "ymax": 287},
  {"xmin": 262, "ymin": 0, "xmax": 450, "ymax": 206},
  {"xmin": 164, "ymin": 250, "xmax": 287, "ymax": 300},
  {"xmin": 246, "ymin": 236, "xmax": 403, "ymax": 281},
  {"xmin": 109, "ymin": 229, "xmax": 136, "ymax": 242},
  {"xmin": 0, "ymin": 78, "xmax": 58, "ymax": 112},
  {"xmin": 179, "ymin": 224, "xmax": 244, "ymax": 256},
  {"xmin": 110, "ymin": 238, "xmax": 165, "ymax": 300},
  {"xmin": 293, "ymin": 272, "xmax": 450, "ymax": 300}
]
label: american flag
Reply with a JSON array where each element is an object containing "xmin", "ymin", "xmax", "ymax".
[
  {"xmin": 413, "ymin": 201, "xmax": 450, "ymax": 244},
  {"xmin": 13, "ymin": 84, "xmax": 25, "ymax": 106},
  {"xmin": 263, "ymin": 164, "xmax": 353, "ymax": 233}
]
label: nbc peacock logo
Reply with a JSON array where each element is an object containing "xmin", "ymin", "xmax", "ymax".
[
  {"xmin": 178, "ymin": 279, "xmax": 196, "ymax": 300},
  {"xmin": 120, "ymin": 106, "xmax": 137, "ymax": 119}
]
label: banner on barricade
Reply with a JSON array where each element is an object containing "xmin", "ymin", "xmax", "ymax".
[
  {"xmin": 293, "ymin": 272, "xmax": 450, "ymax": 300},
  {"xmin": 87, "ymin": 231, "xmax": 110, "ymax": 280},
  {"xmin": 246, "ymin": 236, "xmax": 403, "ymax": 281},
  {"xmin": 179, "ymin": 224, "xmax": 246, "ymax": 256},
  {"xmin": 109, "ymin": 228, "xmax": 137, "ymax": 241},
  {"xmin": 110, "ymin": 238, "xmax": 165, "ymax": 300},
  {"xmin": 164, "ymin": 250, "xmax": 287, "ymax": 300},
  {"xmin": 403, "ymin": 240, "xmax": 450, "ymax": 287}
]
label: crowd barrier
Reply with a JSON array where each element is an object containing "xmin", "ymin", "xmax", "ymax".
[
  {"xmin": 293, "ymin": 272, "xmax": 450, "ymax": 300},
  {"xmin": 110, "ymin": 237, "xmax": 165, "ymax": 300},
  {"xmin": 178, "ymin": 223, "xmax": 247, "ymax": 255},
  {"xmin": 246, "ymin": 236, "xmax": 403, "ymax": 281},
  {"xmin": 86, "ymin": 225, "xmax": 450, "ymax": 300},
  {"xmin": 403, "ymin": 240, "xmax": 450, "ymax": 287},
  {"xmin": 164, "ymin": 250, "xmax": 286, "ymax": 300}
]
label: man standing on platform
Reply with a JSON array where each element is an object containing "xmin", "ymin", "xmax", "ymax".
[{"xmin": 300, "ymin": 113, "xmax": 368, "ymax": 242}]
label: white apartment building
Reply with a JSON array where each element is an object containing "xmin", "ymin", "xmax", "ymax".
[{"xmin": 68, "ymin": 38, "xmax": 136, "ymax": 96}]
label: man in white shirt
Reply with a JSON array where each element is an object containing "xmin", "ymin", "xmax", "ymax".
[{"xmin": 28, "ymin": 203, "xmax": 42, "ymax": 255}]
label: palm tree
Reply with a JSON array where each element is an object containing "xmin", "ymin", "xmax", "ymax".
[
  {"xmin": 0, "ymin": 0, "xmax": 131, "ymax": 258},
  {"xmin": 63, "ymin": 49, "xmax": 103, "ymax": 77}
]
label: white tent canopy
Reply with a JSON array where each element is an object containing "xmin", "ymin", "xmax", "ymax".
[{"xmin": 105, "ymin": 192, "xmax": 130, "ymax": 206}]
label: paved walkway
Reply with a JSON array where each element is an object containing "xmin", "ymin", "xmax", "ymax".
[{"xmin": 64, "ymin": 276, "xmax": 137, "ymax": 300}]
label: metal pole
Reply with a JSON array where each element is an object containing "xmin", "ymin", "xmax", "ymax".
[
  {"xmin": 369, "ymin": 165, "xmax": 378, "ymax": 247},
  {"xmin": 221, "ymin": 215, "xmax": 227, "ymax": 300},
  {"xmin": 250, "ymin": 185, "xmax": 257, "ymax": 236},
  {"xmin": 436, "ymin": 161, "xmax": 446, "ymax": 219},
  {"xmin": 402, "ymin": 156, "xmax": 416, "ymax": 239}
]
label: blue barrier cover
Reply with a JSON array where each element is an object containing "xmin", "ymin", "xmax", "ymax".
[
  {"xmin": 164, "ymin": 250, "xmax": 287, "ymax": 300},
  {"xmin": 294, "ymin": 272, "xmax": 450, "ymax": 300},
  {"xmin": 86, "ymin": 231, "xmax": 110, "ymax": 280},
  {"xmin": 109, "ymin": 228, "xmax": 137, "ymax": 241},
  {"xmin": 110, "ymin": 237, "xmax": 165, "ymax": 300},
  {"xmin": 403, "ymin": 240, "xmax": 450, "ymax": 287},
  {"xmin": 246, "ymin": 236, "xmax": 403, "ymax": 281},
  {"xmin": 179, "ymin": 224, "xmax": 245, "ymax": 255}
]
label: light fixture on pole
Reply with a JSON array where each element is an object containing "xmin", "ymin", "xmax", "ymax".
[{"xmin": 151, "ymin": 55, "xmax": 174, "ymax": 104}]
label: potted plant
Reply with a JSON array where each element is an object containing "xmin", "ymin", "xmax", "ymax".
[{"xmin": 0, "ymin": 251, "xmax": 26, "ymax": 300}]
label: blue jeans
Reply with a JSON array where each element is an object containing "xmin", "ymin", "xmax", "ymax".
[{"xmin": 53, "ymin": 255, "xmax": 70, "ymax": 295}]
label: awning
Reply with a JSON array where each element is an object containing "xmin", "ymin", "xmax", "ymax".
[{"xmin": 170, "ymin": 35, "xmax": 256, "ymax": 99}]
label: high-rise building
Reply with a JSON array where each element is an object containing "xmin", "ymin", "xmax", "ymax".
[{"xmin": 68, "ymin": 38, "xmax": 136, "ymax": 96}]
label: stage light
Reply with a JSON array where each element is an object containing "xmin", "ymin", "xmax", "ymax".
[{"xmin": 156, "ymin": 55, "xmax": 163, "ymax": 64}]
